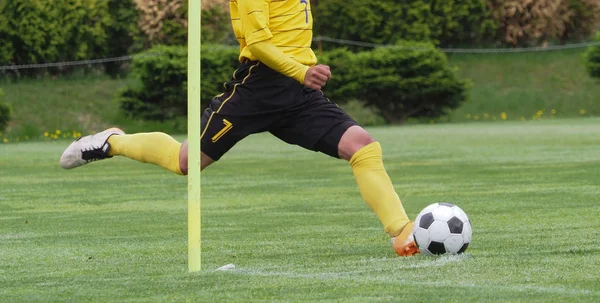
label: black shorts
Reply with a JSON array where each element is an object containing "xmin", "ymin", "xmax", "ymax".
[{"xmin": 200, "ymin": 61, "xmax": 358, "ymax": 161}]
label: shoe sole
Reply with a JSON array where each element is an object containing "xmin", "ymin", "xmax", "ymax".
[{"xmin": 396, "ymin": 241, "xmax": 420, "ymax": 257}]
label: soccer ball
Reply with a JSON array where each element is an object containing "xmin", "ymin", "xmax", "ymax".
[{"xmin": 413, "ymin": 202, "xmax": 472, "ymax": 255}]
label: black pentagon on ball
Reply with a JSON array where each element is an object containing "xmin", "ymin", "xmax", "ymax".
[
  {"xmin": 447, "ymin": 216, "xmax": 464, "ymax": 234},
  {"xmin": 439, "ymin": 202, "xmax": 455, "ymax": 207},
  {"xmin": 458, "ymin": 243, "xmax": 469, "ymax": 254},
  {"xmin": 419, "ymin": 212, "xmax": 434, "ymax": 229},
  {"xmin": 428, "ymin": 241, "xmax": 446, "ymax": 254}
]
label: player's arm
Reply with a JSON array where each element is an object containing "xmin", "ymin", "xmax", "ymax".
[
  {"xmin": 248, "ymin": 42, "xmax": 307, "ymax": 83},
  {"xmin": 250, "ymin": 42, "xmax": 331, "ymax": 90},
  {"xmin": 238, "ymin": 0, "xmax": 330, "ymax": 90}
]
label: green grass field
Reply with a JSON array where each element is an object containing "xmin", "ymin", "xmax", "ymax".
[{"xmin": 2, "ymin": 119, "xmax": 600, "ymax": 302}]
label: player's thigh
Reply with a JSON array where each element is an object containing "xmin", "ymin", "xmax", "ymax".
[
  {"xmin": 200, "ymin": 103, "xmax": 248, "ymax": 162},
  {"xmin": 269, "ymin": 91, "xmax": 358, "ymax": 158},
  {"xmin": 200, "ymin": 94, "xmax": 276, "ymax": 161}
]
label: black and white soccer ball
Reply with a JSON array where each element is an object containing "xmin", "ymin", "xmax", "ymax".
[{"xmin": 413, "ymin": 202, "xmax": 472, "ymax": 255}]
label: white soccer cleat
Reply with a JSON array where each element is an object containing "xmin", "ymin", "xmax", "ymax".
[{"xmin": 60, "ymin": 128, "xmax": 125, "ymax": 169}]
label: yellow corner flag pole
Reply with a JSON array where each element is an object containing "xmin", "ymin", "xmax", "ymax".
[{"xmin": 187, "ymin": 0, "xmax": 202, "ymax": 272}]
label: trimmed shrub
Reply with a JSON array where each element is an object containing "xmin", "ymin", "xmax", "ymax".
[
  {"xmin": 117, "ymin": 44, "xmax": 239, "ymax": 121},
  {"xmin": 118, "ymin": 42, "xmax": 468, "ymax": 125},
  {"xmin": 199, "ymin": 45, "xmax": 240, "ymax": 106},
  {"xmin": 322, "ymin": 42, "xmax": 470, "ymax": 124},
  {"xmin": 118, "ymin": 45, "xmax": 187, "ymax": 121},
  {"xmin": 318, "ymin": 48, "xmax": 360, "ymax": 103},
  {"xmin": 0, "ymin": 89, "xmax": 10, "ymax": 133},
  {"xmin": 586, "ymin": 32, "xmax": 600, "ymax": 79}
]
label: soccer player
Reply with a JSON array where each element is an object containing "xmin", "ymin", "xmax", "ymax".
[{"xmin": 60, "ymin": 0, "xmax": 419, "ymax": 256}]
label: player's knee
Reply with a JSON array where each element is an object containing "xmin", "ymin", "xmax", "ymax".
[
  {"xmin": 179, "ymin": 141, "xmax": 188, "ymax": 175},
  {"xmin": 338, "ymin": 126, "xmax": 376, "ymax": 160},
  {"xmin": 179, "ymin": 158, "xmax": 188, "ymax": 175},
  {"xmin": 200, "ymin": 152, "xmax": 215, "ymax": 171}
]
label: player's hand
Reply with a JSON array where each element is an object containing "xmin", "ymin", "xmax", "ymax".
[{"xmin": 304, "ymin": 64, "xmax": 331, "ymax": 90}]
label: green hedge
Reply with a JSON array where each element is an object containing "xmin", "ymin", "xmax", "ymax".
[
  {"xmin": 321, "ymin": 42, "xmax": 470, "ymax": 124},
  {"xmin": 313, "ymin": 0, "xmax": 496, "ymax": 48},
  {"xmin": 0, "ymin": 89, "xmax": 10, "ymax": 133},
  {"xmin": 586, "ymin": 32, "xmax": 600, "ymax": 79},
  {"xmin": 0, "ymin": 0, "xmax": 141, "ymax": 76},
  {"xmin": 0, "ymin": 0, "xmax": 111, "ymax": 69},
  {"xmin": 119, "ymin": 43, "xmax": 469, "ymax": 125},
  {"xmin": 117, "ymin": 44, "xmax": 239, "ymax": 121}
]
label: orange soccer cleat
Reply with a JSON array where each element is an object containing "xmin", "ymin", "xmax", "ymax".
[{"xmin": 392, "ymin": 222, "xmax": 420, "ymax": 257}]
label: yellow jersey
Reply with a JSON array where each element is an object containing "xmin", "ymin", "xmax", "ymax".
[{"xmin": 230, "ymin": 0, "xmax": 317, "ymax": 66}]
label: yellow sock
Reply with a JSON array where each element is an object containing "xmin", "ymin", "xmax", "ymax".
[
  {"xmin": 350, "ymin": 142, "xmax": 410, "ymax": 237},
  {"xmin": 107, "ymin": 132, "xmax": 183, "ymax": 175}
]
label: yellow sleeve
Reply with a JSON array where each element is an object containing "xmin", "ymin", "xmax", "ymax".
[
  {"xmin": 237, "ymin": 0, "xmax": 273, "ymax": 46},
  {"xmin": 248, "ymin": 41, "xmax": 309, "ymax": 84}
]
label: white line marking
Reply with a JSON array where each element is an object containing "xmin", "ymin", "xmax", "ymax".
[
  {"xmin": 215, "ymin": 264, "xmax": 236, "ymax": 271},
  {"xmin": 221, "ymin": 255, "xmax": 598, "ymax": 296}
]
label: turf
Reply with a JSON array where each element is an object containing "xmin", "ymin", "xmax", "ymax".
[{"xmin": 1, "ymin": 119, "xmax": 600, "ymax": 302}]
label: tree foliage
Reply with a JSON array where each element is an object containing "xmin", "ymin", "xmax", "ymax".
[
  {"xmin": 312, "ymin": 0, "xmax": 496, "ymax": 48},
  {"xmin": 488, "ymin": 0, "xmax": 600, "ymax": 46},
  {"xmin": 0, "ymin": 0, "xmax": 111, "ymax": 69}
]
